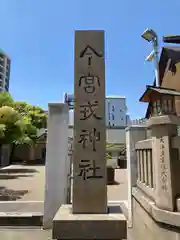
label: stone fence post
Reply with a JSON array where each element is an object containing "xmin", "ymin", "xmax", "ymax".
[
  {"xmin": 149, "ymin": 115, "xmax": 180, "ymax": 211},
  {"xmin": 126, "ymin": 126, "xmax": 146, "ymax": 227},
  {"xmin": 43, "ymin": 103, "xmax": 69, "ymax": 229}
]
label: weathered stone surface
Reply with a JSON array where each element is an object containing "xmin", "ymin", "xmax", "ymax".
[
  {"xmin": 43, "ymin": 103, "xmax": 69, "ymax": 229},
  {"xmin": 53, "ymin": 204, "xmax": 127, "ymax": 240},
  {"xmin": 132, "ymin": 187, "xmax": 180, "ymax": 228},
  {"xmin": 129, "ymin": 190, "xmax": 180, "ymax": 240},
  {"xmin": 125, "ymin": 126, "xmax": 146, "ymax": 227},
  {"xmin": 148, "ymin": 115, "xmax": 180, "ymax": 211},
  {"xmin": 147, "ymin": 115, "xmax": 180, "ymax": 126},
  {"xmin": 73, "ymin": 30, "xmax": 107, "ymax": 213},
  {"xmin": 0, "ymin": 229, "xmax": 52, "ymax": 240}
]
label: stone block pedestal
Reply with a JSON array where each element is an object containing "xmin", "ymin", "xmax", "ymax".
[{"xmin": 52, "ymin": 204, "xmax": 127, "ymax": 240}]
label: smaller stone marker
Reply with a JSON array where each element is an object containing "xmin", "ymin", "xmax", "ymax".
[{"xmin": 73, "ymin": 30, "xmax": 107, "ymax": 214}]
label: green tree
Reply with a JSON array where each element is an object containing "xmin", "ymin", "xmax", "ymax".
[
  {"xmin": 0, "ymin": 92, "xmax": 14, "ymax": 108},
  {"xmin": 0, "ymin": 93, "xmax": 47, "ymax": 162},
  {"xmin": 10, "ymin": 101, "xmax": 47, "ymax": 161},
  {"xmin": 13, "ymin": 101, "xmax": 47, "ymax": 129},
  {"xmin": 0, "ymin": 106, "xmax": 26, "ymax": 145}
]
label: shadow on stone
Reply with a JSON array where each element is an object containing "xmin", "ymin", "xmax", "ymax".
[
  {"xmin": 0, "ymin": 187, "xmax": 29, "ymax": 201},
  {"xmin": 107, "ymin": 180, "xmax": 120, "ymax": 185},
  {"xmin": 0, "ymin": 174, "xmax": 33, "ymax": 180},
  {"xmin": 23, "ymin": 162, "xmax": 45, "ymax": 166},
  {"xmin": 0, "ymin": 168, "xmax": 38, "ymax": 174},
  {"xmin": 108, "ymin": 205, "xmax": 123, "ymax": 214}
]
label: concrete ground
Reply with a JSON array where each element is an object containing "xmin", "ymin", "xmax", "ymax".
[
  {"xmin": 108, "ymin": 168, "xmax": 128, "ymax": 201},
  {"xmin": 0, "ymin": 165, "xmax": 128, "ymax": 239},
  {"xmin": 0, "ymin": 164, "xmax": 127, "ymax": 204},
  {"xmin": 0, "ymin": 228, "xmax": 52, "ymax": 240},
  {"xmin": 0, "ymin": 165, "xmax": 44, "ymax": 202}
]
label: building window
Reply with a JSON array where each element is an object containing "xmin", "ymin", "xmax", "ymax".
[
  {"xmin": 0, "ymin": 60, "xmax": 4, "ymax": 66},
  {"xmin": 7, "ymin": 59, "xmax": 10, "ymax": 65},
  {"xmin": 6, "ymin": 70, "xmax": 10, "ymax": 77},
  {"xmin": 112, "ymin": 114, "xmax": 114, "ymax": 120},
  {"xmin": 0, "ymin": 53, "xmax": 4, "ymax": 59},
  {"xmin": 5, "ymin": 86, "xmax": 9, "ymax": 91},
  {"xmin": 5, "ymin": 80, "xmax": 9, "ymax": 87},
  {"xmin": 0, "ymin": 66, "xmax": 4, "ymax": 73},
  {"xmin": 112, "ymin": 105, "xmax": 115, "ymax": 112}
]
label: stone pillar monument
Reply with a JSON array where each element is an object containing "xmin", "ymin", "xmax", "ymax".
[
  {"xmin": 73, "ymin": 30, "xmax": 107, "ymax": 214},
  {"xmin": 52, "ymin": 30, "xmax": 126, "ymax": 240}
]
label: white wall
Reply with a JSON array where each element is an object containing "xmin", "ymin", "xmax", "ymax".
[{"xmin": 107, "ymin": 128, "xmax": 125, "ymax": 144}]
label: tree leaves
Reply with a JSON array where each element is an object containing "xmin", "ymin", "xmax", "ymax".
[
  {"xmin": 0, "ymin": 93, "xmax": 47, "ymax": 145},
  {"xmin": 0, "ymin": 92, "xmax": 14, "ymax": 108}
]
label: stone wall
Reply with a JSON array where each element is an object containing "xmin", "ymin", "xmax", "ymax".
[
  {"xmin": 128, "ymin": 197, "xmax": 180, "ymax": 240},
  {"xmin": 126, "ymin": 115, "xmax": 180, "ymax": 240},
  {"xmin": 13, "ymin": 136, "xmax": 46, "ymax": 163}
]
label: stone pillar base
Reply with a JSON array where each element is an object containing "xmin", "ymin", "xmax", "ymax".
[{"xmin": 52, "ymin": 204, "xmax": 127, "ymax": 240}]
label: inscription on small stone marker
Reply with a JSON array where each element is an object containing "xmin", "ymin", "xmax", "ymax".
[
  {"xmin": 73, "ymin": 30, "xmax": 107, "ymax": 214},
  {"xmin": 159, "ymin": 137, "xmax": 168, "ymax": 191}
]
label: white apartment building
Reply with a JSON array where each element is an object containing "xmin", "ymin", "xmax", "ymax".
[
  {"xmin": 0, "ymin": 49, "xmax": 11, "ymax": 92},
  {"xmin": 106, "ymin": 96, "xmax": 128, "ymax": 127}
]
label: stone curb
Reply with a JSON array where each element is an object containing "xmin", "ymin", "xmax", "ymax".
[
  {"xmin": 0, "ymin": 201, "xmax": 44, "ymax": 226},
  {"xmin": 132, "ymin": 187, "xmax": 180, "ymax": 228},
  {"xmin": 0, "ymin": 212, "xmax": 43, "ymax": 226}
]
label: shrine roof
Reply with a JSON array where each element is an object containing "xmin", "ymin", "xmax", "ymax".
[{"xmin": 139, "ymin": 85, "xmax": 180, "ymax": 103}]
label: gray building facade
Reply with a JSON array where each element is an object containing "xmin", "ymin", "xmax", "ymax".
[{"xmin": 0, "ymin": 49, "xmax": 11, "ymax": 92}]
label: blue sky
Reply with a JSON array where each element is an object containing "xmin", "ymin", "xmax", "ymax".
[{"xmin": 0, "ymin": 0, "xmax": 180, "ymax": 119}]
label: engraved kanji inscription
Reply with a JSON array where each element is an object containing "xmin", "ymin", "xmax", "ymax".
[
  {"xmin": 80, "ymin": 45, "xmax": 102, "ymax": 66},
  {"xmin": 78, "ymin": 128, "xmax": 100, "ymax": 151},
  {"xmin": 79, "ymin": 72, "xmax": 100, "ymax": 94},
  {"xmin": 159, "ymin": 137, "xmax": 168, "ymax": 191},
  {"xmin": 78, "ymin": 159, "xmax": 103, "ymax": 180},
  {"xmin": 79, "ymin": 101, "xmax": 102, "ymax": 120}
]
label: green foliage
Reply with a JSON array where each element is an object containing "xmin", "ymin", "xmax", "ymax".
[
  {"xmin": 0, "ymin": 92, "xmax": 14, "ymax": 108},
  {"xmin": 13, "ymin": 101, "xmax": 47, "ymax": 129},
  {"xmin": 0, "ymin": 106, "xmax": 25, "ymax": 145},
  {"xmin": 0, "ymin": 93, "xmax": 47, "ymax": 146},
  {"xmin": 106, "ymin": 143, "xmax": 115, "ymax": 161},
  {"xmin": 13, "ymin": 101, "xmax": 28, "ymax": 115}
]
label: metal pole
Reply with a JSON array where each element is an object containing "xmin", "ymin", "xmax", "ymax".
[{"xmin": 153, "ymin": 36, "xmax": 160, "ymax": 87}]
